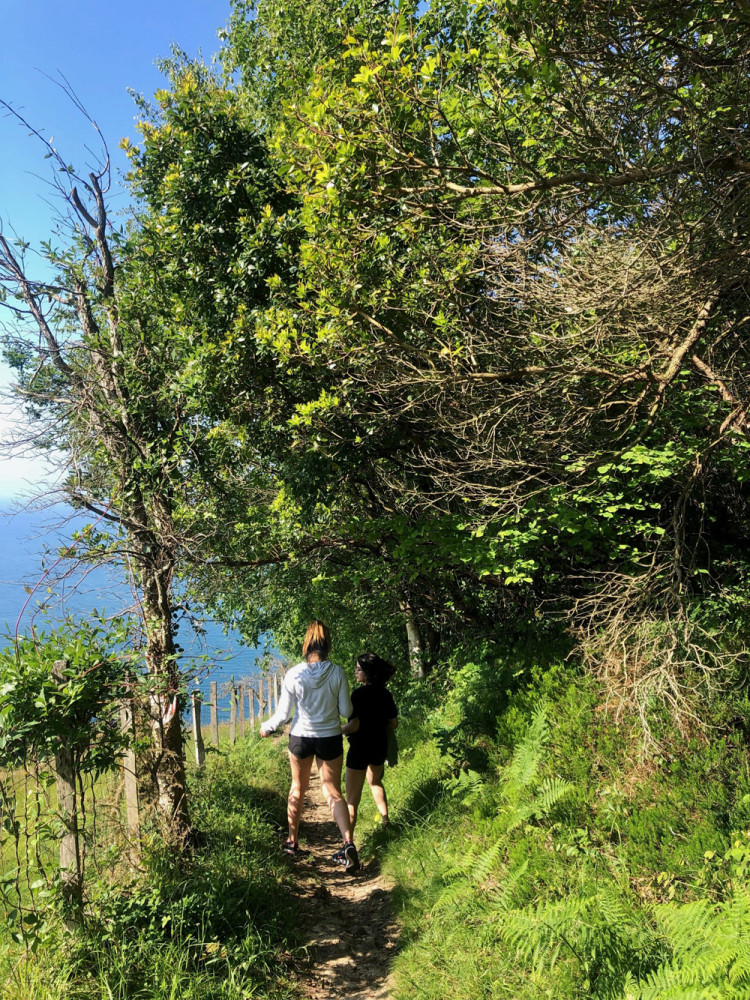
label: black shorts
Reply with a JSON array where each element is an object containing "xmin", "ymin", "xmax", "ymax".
[
  {"xmin": 346, "ymin": 745, "xmax": 386, "ymax": 771},
  {"xmin": 289, "ymin": 734, "xmax": 343, "ymax": 761}
]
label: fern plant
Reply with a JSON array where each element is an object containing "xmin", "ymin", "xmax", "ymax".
[
  {"xmin": 444, "ymin": 768, "xmax": 485, "ymax": 806},
  {"xmin": 433, "ymin": 703, "xmax": 573, "ymax": 913},
  {"xmin": 500, "ymin": 701, "xmax": 574, "ymax": 831},
  {"xmin": 493, "ymin": 886, "xmax": 658, "ymax": 999},
  {"xmin": 625, "ymin": 885, "xmax": 750, "ymax": 999}
]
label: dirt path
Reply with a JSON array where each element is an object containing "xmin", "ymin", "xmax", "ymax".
[{"xmin": 287, "ymin": 766, "xmax": 400, "ymax": 1000}]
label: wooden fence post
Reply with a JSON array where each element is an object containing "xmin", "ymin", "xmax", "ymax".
[
  {"xmin": 119, "ymin": 695, "xmax": 140, "ymax": 847},
  {"xmin": 258, "ymin": 679, "xmax": 265, "ymax": 723},
  {"xmin": 274, "ymin": 671, "xmax": 280, "ymax": 712},
  {"xmin": 268, "ymin": 674, "xmax": 274, "ymax": 715},
  {"xmin": 239, "ymin": 682, "xmax": 246, "ymax": 738},
  {"xmin": 53, "ymin": 660, "xmax": 82, "ymax": 928},
  {"xmin": 249, "ymin": 684, "xmax": 255, "ymax": 730},
  {"xmin": 210, "ymin": 680, "xmax": 219, "ymax": 747},
  {"xmin": 229, "ymin": 681, "xmax": 237, "ymax": 744},
  {"xmin": 191, "ymin": 690, "xmax": 205, "ymax": 767}
]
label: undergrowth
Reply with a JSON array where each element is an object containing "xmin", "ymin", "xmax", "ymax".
[
  {"xmin": 5, "ymin": 647, "xmax": 750, "ymax": 999},
  {"xmin": 0, "ymin": 735, "xmax": 297, "ymax": 1000},
  {"xmin": 373, "ymin": 645, "xmax": 750, "ymax": 1000}
]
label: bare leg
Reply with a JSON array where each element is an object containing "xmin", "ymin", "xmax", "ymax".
[
  {"xmin": 287, "ymin": 752, "xmax": 314, "ymax": 843},
  {"xmin": 345, "ymin": 767, "xmax": 367, "ymax": 835},
  {"xmin": 318, "ymin": 755, "xmax": 353, "ymax": 843},
  {"xmin": 367, "ymin": 764, "xmax": 388, "ymax": 824}
]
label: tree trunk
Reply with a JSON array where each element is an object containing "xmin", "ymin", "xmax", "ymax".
[
  {"xmin": 401, "ymin": 600, "xmax": 427, "ymax": 679},
  {"xmin": 141, "ymin": 555, "xmax": 191, "ymax": 844}
]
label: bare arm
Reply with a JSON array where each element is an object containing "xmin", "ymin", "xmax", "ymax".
[
  {"xmin": 337, "ymin": 665, "xmax": 353, "ymax": 719},
  {"xmin": 260, "ymin": 679, "xmax": 295, "ymax": 736},
  {"xmin": 341, "ymin": 717, "xmax": 360, "ymax": 736}
]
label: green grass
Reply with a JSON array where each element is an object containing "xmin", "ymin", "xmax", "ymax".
[
  {"xmin": 5, "ymin": 655, "xmax": 750, "ymax": 999},
  {"xmin": 0, "ymin": 733, "xmax": 300, "ymax": 1000},
  {"xmin": 371, "ymin": 654, "xmax": 750, "ymax": 1000}
]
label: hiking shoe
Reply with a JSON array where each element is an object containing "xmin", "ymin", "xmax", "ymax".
[
  {"xmin": 344, "ymin": 841, "xmax": 360, "ymax": 874},
  {"xmin": 283, "ymin": 839, "xmax": 299, "ymax": 855},
  {"xmin": 331, "ymin": 844, "xmax": 347, "ymax": 866}
]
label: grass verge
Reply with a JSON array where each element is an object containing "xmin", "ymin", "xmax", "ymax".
[
  {"xmin": 369, "ymin": 650, "xmax": 750, "ymax": 1000},
  {"xmin": 0, "ymin": 734, "xmax": 299, "ymax": 1000}
]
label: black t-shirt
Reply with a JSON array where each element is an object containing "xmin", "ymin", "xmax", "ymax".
[{"xmin": 348, "ymin": 684, "xmax": 398, "ymax": 759}]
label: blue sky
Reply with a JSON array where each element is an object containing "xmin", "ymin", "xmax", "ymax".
[{"xmin": 1, "ymin": 0, "xmax": 231, "ymax": 497}]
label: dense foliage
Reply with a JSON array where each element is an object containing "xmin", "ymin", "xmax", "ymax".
[
  {"xmin": 2, "ymin": 10, "xmax": 750, "ymax": 994},
  {"xmin": 0, "ymin": 620, "xmax": 129, "ymax": 772},
  {"xmin": 377, "ymin": 651, "xmax": 750, "ymax": 999},
  {"xmin": 4, "ymin": 0, "xmax": 748, "ymax": 756},
  {"xmin": 130, "ymin": 0, "xmax": 750, "ymax": 724}
]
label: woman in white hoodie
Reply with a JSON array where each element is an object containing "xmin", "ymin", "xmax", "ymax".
[{"xmin": 260, "ymin": 621, "xmax": 360, "ymax": 872}]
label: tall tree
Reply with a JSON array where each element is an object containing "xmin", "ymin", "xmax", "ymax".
[
  {"xmin": 0, "ymin": 103, "xmax": 217, "ymax": 835},
  {"xmin": 229, "ymin": 0, "xmax": 750, "ymax": 710}
]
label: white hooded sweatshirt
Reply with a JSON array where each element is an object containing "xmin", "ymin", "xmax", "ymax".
[{"xmin": 261, "ymin": 660, "xmax": 353, "ymax": 738}]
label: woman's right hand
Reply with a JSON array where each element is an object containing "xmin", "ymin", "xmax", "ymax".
[{"xmin": 260, "ymin": 727, "xmax": 270, "ymax": 738}]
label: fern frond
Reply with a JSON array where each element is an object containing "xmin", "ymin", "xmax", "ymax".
[
  {"xmin": 632, "ymin": 886, "xmax": 750, "ymax": 999},
  {"xmin": 434, "ymin": 876, "xmax": 475, "ymax": 913},
  {"xmin": 533, "ymin": 777, "xmax": 574, "ymax": 814},
  {"xmin": 440, "ymin": 838, "xmax": 504, "ymax": 888},
  {"xmin": 488, "ymin": 860, "xmax": 529, "ymax": 913},
  {"xmin": 503, "ymin": 701, "xmax": 549, "ymax": 798}
]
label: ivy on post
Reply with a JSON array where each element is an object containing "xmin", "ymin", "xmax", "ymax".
[
  {"xmin": 0, "ymin": 619, "xmax": 132, "ymax": 939},
  {"xmin": 52, "ymin": 660, "xmax": 82, "ymax": 930}
]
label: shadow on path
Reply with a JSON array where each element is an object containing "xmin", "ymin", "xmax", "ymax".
[{"xmin": 287, "ymin": 767, "xmax": 399, "ymax": 1000}]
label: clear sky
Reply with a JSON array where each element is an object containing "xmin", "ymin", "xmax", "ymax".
[{"xmin": 0, "ymin": 0, "xmax": 232, "ymax": 498}]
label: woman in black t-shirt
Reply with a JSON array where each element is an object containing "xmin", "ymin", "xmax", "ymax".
[{"xmin": 341, "ymin": 652, "xmax": 398, "ymax": 836}]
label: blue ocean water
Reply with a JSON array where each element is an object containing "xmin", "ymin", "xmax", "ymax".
[{"xmin": 0, "ymin": 504, "xmax": 276, "ymax": 725}]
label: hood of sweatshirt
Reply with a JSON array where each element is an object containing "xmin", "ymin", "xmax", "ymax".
[{"xmin": 302, "ymin": 659, "xmax": 336, "ymax": 688}]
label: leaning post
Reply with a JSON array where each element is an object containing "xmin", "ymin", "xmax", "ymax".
[
  {"xmin": 210, "ymin": 680, "xmax": 219, "ymax": 747},
  {"xmin": 191, "ymin": 688, "xmax": 206, "ymax": 767},
  {"xmin": 248, "ymin": 684, "xmax": 256, "ymax": 730},
  {"xmin": 119, "ymin": 690, "xmax": 141, "ymax": 847},
  {"xmin": 53, "ymin": 660, "xmax": 83, "ymax": 929},
  {"xmin": 229, "ymin": 679, "xmax": 237, "ymax": 744}
]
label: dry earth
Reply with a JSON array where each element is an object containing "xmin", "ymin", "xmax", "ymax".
[{"xmin": 285, "ymin": 766, "xmax": 400, "ymax": 1000}]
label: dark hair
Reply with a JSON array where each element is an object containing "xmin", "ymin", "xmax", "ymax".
[
  {"xmin": 356, "ymin": 652, "xmax": 395, "ymax": 686},
  {"xmin": 302, "ymin": 621, "xmax": 331, "ymax": 660}
]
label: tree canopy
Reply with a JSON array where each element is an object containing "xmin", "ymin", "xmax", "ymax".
[{"xmin": 2, "ymin": 0, "xmax": 749, "ymax": 825}]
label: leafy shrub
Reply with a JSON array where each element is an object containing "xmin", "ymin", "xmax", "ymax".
[{"xmin": 0, "ymin": 618, "xmax": 130, "ymax": 772}]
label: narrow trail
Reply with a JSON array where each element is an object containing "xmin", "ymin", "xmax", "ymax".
[{"xmin": 286, "ymin": 766, "xmax": 400, "ymax": 1000}]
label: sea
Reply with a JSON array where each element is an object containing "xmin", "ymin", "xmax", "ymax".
[{"xmin": 0, "ymin": 503, "xmax": 277, "ymax": 725}]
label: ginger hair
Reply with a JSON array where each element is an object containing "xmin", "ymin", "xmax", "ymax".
[{"xmin": 302, "ymin": 620, "xmax": 331, "ymax": 660}]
